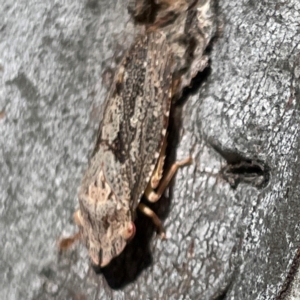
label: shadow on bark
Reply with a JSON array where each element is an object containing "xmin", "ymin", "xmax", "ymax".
[{"xmin": 94, "ymin": 196, "xmax": 170, "ymax": 289}]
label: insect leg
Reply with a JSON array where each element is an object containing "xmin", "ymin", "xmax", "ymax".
[
  {"xmin": 150, "ymin": 135, "xmax": 168, "ymax": 189},
  {"xmin": 145, "ymin": 156, "xmax": 192, "ymax": 203},
  {"xmin": 58, "ymin": 210, "xmax": 82, "ymax": 251},
  {"xmin": 138, "ymin": 203, "xmax": 166, "ymax": 239},
  {"xmin": 58, "ymin": 232, "xmax": 81, "ymax": 251}
]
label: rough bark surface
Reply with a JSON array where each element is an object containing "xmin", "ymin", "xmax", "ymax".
[{"xmin": 0, "ymin": 0, "xmax": 299, "ymax": 300}]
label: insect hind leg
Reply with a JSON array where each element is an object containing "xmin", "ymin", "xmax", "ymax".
[
  {"xmin": 145, "ymin": 156, "xmax": 192, "ymax": 203},
  {"xmin": 138, "ymin": 203, "xmax": 166, "ymax": 239}
]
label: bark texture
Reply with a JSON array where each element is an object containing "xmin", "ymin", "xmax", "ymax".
[{"xmin": 0, "ymin": 0, "xmax": 299, "ymax": 299}]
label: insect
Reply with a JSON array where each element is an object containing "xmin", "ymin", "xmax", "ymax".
[{"xmin": 59, "ymin": 31, "xmax": 191, "ymax": 267}]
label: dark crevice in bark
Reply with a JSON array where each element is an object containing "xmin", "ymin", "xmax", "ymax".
[
  {"xmin": 85, "ymin": 0, "xmax": 101, "ymax": 15},
  {"xmin": 210, "ymin": 143, "xmax": 270, "ymax": 189},
  {"xmin": 220, "ymin": 160, "xmax": 270, "ymax": 189},
  {"xmin": 214, "ymin": 292, "xmax": 227, "ymax": 300},
  {"xmin": 212, "ymin": 277, "xmax": 234, "ymax": 300},
  {"xmin": 176, "ymin": 66, "xmax": 212, "ymax": 107},
  {"xmin": 276, "ymin": 245, "xmax": 300, "ymax": 299}
]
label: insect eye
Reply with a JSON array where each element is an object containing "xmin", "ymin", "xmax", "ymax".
[{"xmin": 122, "ymin": 222, "xmax": 136, "ymax": 241}]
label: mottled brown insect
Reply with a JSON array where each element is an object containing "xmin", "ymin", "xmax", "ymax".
[{"xmin": 59, "ymin": 31, "xmax": 191, "ymax": 267}]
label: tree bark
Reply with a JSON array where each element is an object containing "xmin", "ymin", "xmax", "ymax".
[{"xmin": 0, "ymin": 0, "xmax": 299, "ymax": 299}]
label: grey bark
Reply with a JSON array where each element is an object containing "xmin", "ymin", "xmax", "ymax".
[{"xmin": 0, "ymin": 0, "xmax": 299, "ymax": 300}]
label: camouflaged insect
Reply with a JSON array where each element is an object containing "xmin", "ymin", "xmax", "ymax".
[
  {"xmin": 59, "ymin": 0, "xmax": 216, "ymax": 267},
  {"xmin": 60, "ymin": 31, "xmax": 187, "ymax": 267}
]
